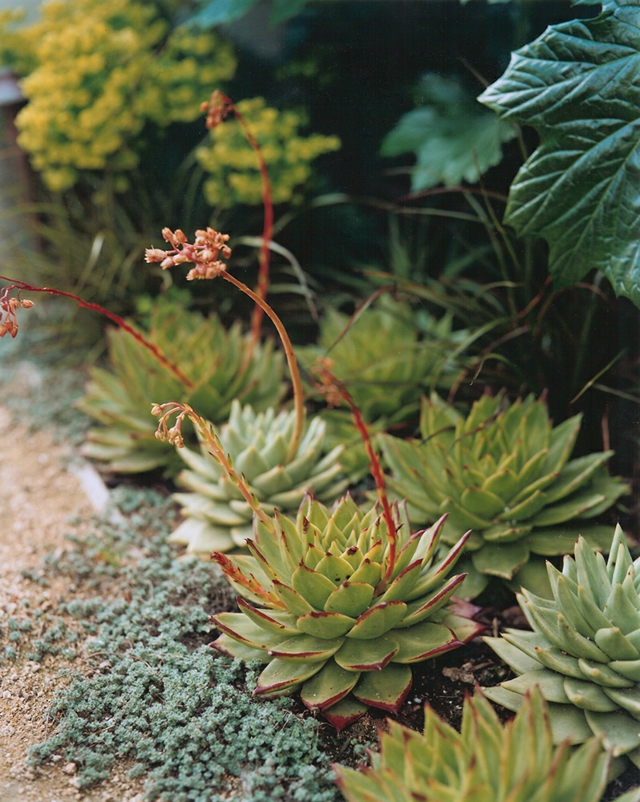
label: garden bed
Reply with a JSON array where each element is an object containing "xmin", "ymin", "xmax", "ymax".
[{"xmin": 1, "ymin": 357, "xmax": 639, "ymax": 802}]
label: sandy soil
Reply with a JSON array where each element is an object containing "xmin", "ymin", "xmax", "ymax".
[{"xmin": 0, "ymin": 405, "xmax": 144, "ymax": 802}]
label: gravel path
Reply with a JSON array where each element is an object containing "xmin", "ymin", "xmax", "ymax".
[{"xmin": 0, "ymin": 405, "xmax": 142, "ymax": 802}]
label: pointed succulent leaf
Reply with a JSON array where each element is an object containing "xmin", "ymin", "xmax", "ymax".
[
  {"xmin": 255, "ymin": 658, "xmax": 326, "ymax": 696},
  {"xmin": 346, "ymin": 602, "xmax": 408, "ymax": 640},
  {"xmin": 334, "ymin": 635, "xmax": 399, "ymax": 671},
  {"xmin": 300, "ymin": 661, "xmax": 360, "ymax": 711},
  {"xmin": 485, "ymin": 525, "xmax": 640, "ymax": 766},
  {"xmin": 392, "ymin": 621, "xmax": 459, "ymax": 663},
  {"xmin": 336, "ymin": 688, "xmax": 611, "ymax": 802},
  {"xmin": 352, "ymin": 663, "xmax": 412, "ymax": 713}
]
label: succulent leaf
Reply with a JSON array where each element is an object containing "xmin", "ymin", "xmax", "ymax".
[
  {"xmin": 381, "ymin": 392, "xmax": 629, "ymax": 596},
  {"xmin": 298, "ymin": 298, "xmax": 471, "ymax": 480},
  {"xmin": 78, "ymin": 299, "xmax": 285, "ymax": 475},
  {"xmin": 334, "ymin": 687, "xmax": 613, "ymax": 802},
  {"xmin": 169, "ymin": 401, "xmax": 348, "ymax": 557},
  {"xmin": 484, "ymin": 525, "xmax": 640, "ymax": 768},
  {"xmin": 210, "ymin": 497, "xmax": 483, "ymax": 726}
]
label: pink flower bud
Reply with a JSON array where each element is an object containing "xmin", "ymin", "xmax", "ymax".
[{"xmin": 145, "ymin": 248, "xmax": 168, "ymax": 263}]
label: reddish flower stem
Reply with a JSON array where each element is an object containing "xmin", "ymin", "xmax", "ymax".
[
  {"xmin": 0, "ymin": 276, "xmax": 194, "ymax": 388},
  {"xmin": 207, "ymin": 92, "xmax": 273, "ymax": 355},
  {"xmin": 311, "ymin": 361, "xmax": 398, "ymax": 584}
]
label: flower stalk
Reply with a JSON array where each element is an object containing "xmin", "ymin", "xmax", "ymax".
[
  {"xmin": 0, "ymin": 275, "xmax": 193, "ymax": 387},
  {"xmin": 311, "ymin": 356, "xmax": 398, "ymax": 591},
  {"xmin": 201, "ymin": 90, "xmax": 273, "ymax": 353},
  {"xmin": 145, "ymin": 227, "xmax": 305, "ymax": 462},
  {"xmin": 153, "ymin": 401, "xmax": 274, "ymax": 530}
]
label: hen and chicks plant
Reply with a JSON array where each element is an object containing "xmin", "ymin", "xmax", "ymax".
[
  {"xmin": 210, "ymin": 495, "xmax": 481, "ymax": 729},
  {"xmin": 336, "ymin": 688, "xmax": 621, "ymax": 802},
  {"xmin": 485, "ymin": 524, "xmax": 640, "ymax": 769},
  {"xmin": 77, "ymin": 298, "xmax": 285, "ymax": 475},
  {"xmin": 170, "ymin": 400, "xmax": 347, "ymax": 556},
  {"xmin": 298, "ymin": 298, "xmax": 470, "ymax": 479},
  {"xmin": 381, "ymin": 391, "xmax": 628, "ymax": 597}
]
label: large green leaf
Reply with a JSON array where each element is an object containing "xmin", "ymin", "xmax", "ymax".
[
  {"xmin": 479, "ymin": 0, "xmax": 640, "ymax": 306},
  {"xmin": 382, "ymin": 73, "xmax": 515, "ymax": 191}
]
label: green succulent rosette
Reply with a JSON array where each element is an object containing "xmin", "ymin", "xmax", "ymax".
[
  {"xmin": 298, "ymin": 299, "xmax": 470, "ymax": 480},
  {"xmin": 484, "ymin": 525, "xmax": 640, "ymax": 769},
  {"xmin": 77, "ymin": 299, "xmax": 285, "ymax": 475},
  {"xmin": 336, "ymin": 687, "xmax": 618, "ymax": 802},
  {"xmin": 169, "ymin": 401, "xmax": 348, "ymax": 557},
  {"xmin": 381, "ymin": 392, "xmax": 629, "ymax": 597},
  {"xmin": 210, "ymin": 496, "xmax": 484, "ymax": 730}
]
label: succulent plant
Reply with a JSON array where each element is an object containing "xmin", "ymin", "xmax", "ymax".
[
  {"xmin": 210, "ymin": 495, "xmax": 484, "ymax": 730},
  {"xmin": 335, "ymin": 687, "xmax": 618, "ymax": 802},
  {"xmin": 169, "ymin": 401, "xmax": 349, "ymax": 557},
  {"xmin": 77, "ymin": 299, "xmax": 285, "ymax": 475},
  {"xmin": 381, "ymin": 391, "xmax": 629, "ymax": 597},
  {"xmin": 484, "ymin": 525, "xmax": 640, "ymax": 769},
  {"xmin": 298, "ymin": 299, "xmax": 470, "ymax": 480}
]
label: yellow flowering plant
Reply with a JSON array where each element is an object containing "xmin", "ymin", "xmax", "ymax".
[
  {"xmin": 1, "ymin": 0, "xmax": 237, "ymax": 191},
  {"xmin": 196, "ymin": 96, "xmax": 341, "ymax": 207}
]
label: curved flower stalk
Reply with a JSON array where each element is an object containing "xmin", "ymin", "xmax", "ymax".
[
  {"xmin": 381, "ymin": 391, "xmax": 629, "ymax": 597},
  {"xmin": 484, "ymin": 525, "xmax": 640, "ymax": 769},
  {"xmin": 298, "ymin": 299, "xmax": 469, "ymax": 480},
  {"xmin": 170, "ymin": 400, "xmax": 348, "ymax": 557},
  {"xmin": 210, "ymin": 496, "xmax": 483, "ymax": 730},
  {"xmin": 335, "ymin": 688, "xmax": 618, "ymax": 802},
  {"xmin": 77, "ymin": 298, "xmax": 285, "ymax": 475}
]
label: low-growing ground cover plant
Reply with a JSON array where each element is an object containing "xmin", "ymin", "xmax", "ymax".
[
  {"xmin": 484, "ymin": 524, "xmax": 640, "ymax": 770},
  {"xmin": 335, "ymin": 687, "xmax": 633, "ymax": 802},
  {"xmin": 77, "ymin": 296, "xmax": 285, "ymax": 475},
  {"xmin": 381, "ymin": 391, "xmax": 629, "ymax": 598}
]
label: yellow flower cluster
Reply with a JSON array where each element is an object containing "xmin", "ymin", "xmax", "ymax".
[
  {"xmin": 196, "ymin": 97, "xmax": 341, "ymax": 207},
  {"xmin": 2, "ymin": 0, "xmax": 236, "ymax": 191}
]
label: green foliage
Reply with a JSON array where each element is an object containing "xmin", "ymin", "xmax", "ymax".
[
  {"xmin": 381, "ymin": 392, "xmax": 629, "ymax": 598},
  {"xmin": 77, "ymin": 298, "xmax": 285, "ymax": 475},
  {"xmin": 300, "ymin": 298, "xmax": 469, "ymax": 422},
  {"xmin": 479, "ymin": 0, "xmax": 640, "ymax": 306},
  {"xmin": 484, "ymin": 525, "xmax": 640, "ymax": 771},
  {"xmin": 298, "ymin": 297, "xmax": 471, "ymax": 479},
  {"xmin": 336, "ymin": 688, "xmax": 614, "ymax": 802},
  {"xmin": 191, "ymin": 0, "xmax": 313, "ymax": 26},
  {"xmin": 381, "ymin": 73, "xmax": 515, "ymax": 191},
  {"xmin": 1, "ymin": 0, "xmax": 236, "ymax": 191},
  {"xmin": 27, "ymin": 487, "xmax": 338, "ymax": 801},
  {"xmin": 211, "ymin": 496, "xmax": 483, "ymax": 730},
  {"xmin": 170, "ymin": 400, "xmax": 348, "ymax": 556}
]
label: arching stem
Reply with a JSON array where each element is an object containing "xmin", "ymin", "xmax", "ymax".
[
  {"xmin": 0, "ymin": 276, "xmax": 194, "ymax": 388},
  {"xmin": 221, "ymin": 271, "xmax": 304, "ymax": 462}
]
